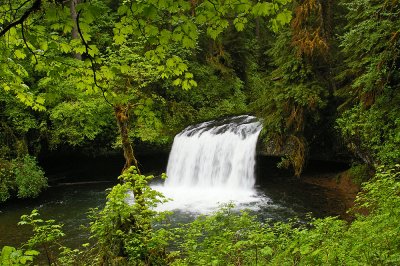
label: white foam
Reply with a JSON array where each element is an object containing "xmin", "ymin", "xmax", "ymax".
[{"xmin": 153, "ymin": 185, "xmax": 269, "ymax": 213}]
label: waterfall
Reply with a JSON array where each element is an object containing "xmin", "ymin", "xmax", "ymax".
[
  {"xmin": 154, "ymin": 115, "xmax": 264, "ymax": 213},
  {"xmin": 166, "ymin": 115, "xmax": 262, "ymax": 188}
]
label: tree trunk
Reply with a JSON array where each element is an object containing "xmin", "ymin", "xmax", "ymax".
[
  {"xmin": 114, "ymin": 105, "xmax": 140, "ymax": 175},
  {"xmin": 70, "ymin": 0, "xmax": 82, "ymax": 60}
]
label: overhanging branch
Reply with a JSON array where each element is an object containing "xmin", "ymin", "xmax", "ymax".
[
  {"xmin": 0, "ymin": 0, "xmax": 42, "ymax": 38},
  {"xmin": 76, "ymin": 10, "xmax": 114, "ymax": 107},
  {"xmin": 21, "ymin": 21, "xmax": 38, "ymax": 64}
]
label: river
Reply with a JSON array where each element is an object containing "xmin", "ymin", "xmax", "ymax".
[{"xmin": 0, "ymin": 153, "xmax": 349, "ymax": 248}]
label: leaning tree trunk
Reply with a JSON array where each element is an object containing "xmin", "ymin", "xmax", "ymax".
[
  {"xmin": 114, "ymin": 105, "xmax": 140, "ymax": 175},
  {"xmin": 112, "ymin": 105, "xmax": 146, "ymax": 263}
]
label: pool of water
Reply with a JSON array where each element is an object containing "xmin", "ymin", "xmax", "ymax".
[{"xmin": 0, "ymin": 154, "xmax": 348, "ymax": 248}]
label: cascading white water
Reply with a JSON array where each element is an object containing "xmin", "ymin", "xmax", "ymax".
[
  {"xmin": 166, "ymin": 115, "xmax": 262, "ymax": 188},
  {"xmin": 153, "ymin": 115, "xmax": 265, "ymax": 213}
]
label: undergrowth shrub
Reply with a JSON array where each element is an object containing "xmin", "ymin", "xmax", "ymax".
[
  {"xmin": 0, "ymin": 246, "xmax": 39, "ymax": 265},
  {"xmin": 13, "ymin": 155, "xmax": 47, "ymax": 198},
  {"xmin": 0, "ymin": 155, "xmax": 47, "ymax": 202},
  {"xmin": 89, "ymin": 166, "xmax": 174, "ymax": 265},
  {"xmin": 172, "ymin": 205, "xmax": 272, "ymax": 266},
  {"xmin": 15, "ymin": 209, "xmax": 89, "ymax": 265}
]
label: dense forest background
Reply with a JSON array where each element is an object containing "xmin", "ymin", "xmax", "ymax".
[
  {"xmin": 1, "ymin": 0, "xmax": 400, "ymax": 265},
  {"xmin": 1, "ymin": 0, "xmax": 399, "ymax": 190}
]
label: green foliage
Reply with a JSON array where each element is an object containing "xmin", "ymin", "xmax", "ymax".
[
  {"xmin": 0, "ymin": 97, "xmax": 39, "ymax": 137},
  {"xmin": 0, "ymin": 155, "xmax": 47, "ymax": 202},
  {"xmin": 0, "ymin": 0, "xmax": 294, "ymax": 149},
  {"xmin": 164, "ymin": 62, "xmax": 248, "ymax": 134},
  {"xmin": 16, "ymin": 209, "xmax": 92, "ymax": 266},
  {"xmin": 337, "ymin": 100, "xmax": 400, "ymax": 166},
  {"xmin": 13, "ymin": 155, "xmax": 47, "ymax": 199},
  {"xmin": 347, "ymin": 163, "xmax": 373, "ymax": 185},
  {"xmin": 0, "ymin": 158, "xmax": 14, "ymax": 202},
  {"xmin": 171, "ymin": 206, "xmax": 346, "ymax": 265},
  {"xmin": 49, "ymin": 96, "xmax": 114, "ymax": 147},
  {"xmin": 1, "ymin": 1, "xmax": 399, "ymax": 265},
  {"xmin": 19, "ymin": 209, "xmax": 65, "ymax": 249},
  {"xmin": 344, "ymin": 166, "xmax": 400, "ymax": 265},
  {"xmin": 267, "ymin": 166, "xmax": 400, "ymax": 265},
  {"xmin": 172, "ymin": 205, "xmax": 271, "ymax": 266},
  {"xmin": 89, "ymin": 166, "xmax": 173, "ymax": 265},
  {"xmin": 250, "ymin": 29, "xmax": 329, "ymax": 176},
  {"xmin": 0, "ymin": 90, "xmax": 45, "ymax": 159},
  {"xmin": 336, "ymin": 0, "xmax": 400, "ymax": 167},
  {"xmin": 0, "ymin": 246, "xmax": 39, "ymax": 266},
  {"xmin": 0, "ymin": 0, "xmax": 295, "ymax": 169}
]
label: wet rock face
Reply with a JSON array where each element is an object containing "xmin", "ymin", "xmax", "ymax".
[
  {"xmin": 257, "ymin": 134, "xmax": 351, "ymax": 163},
  {"xmin": 257, "ymin": 138, "xmax": 294, "ymax": 157}
]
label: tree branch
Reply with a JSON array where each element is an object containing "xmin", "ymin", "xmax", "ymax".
[
  {"xmin": 0, "ymin": 0, "xmax": 42, "ymax": 38},
  {"xmin": 21, "ymin": 21, "xmax": 38, "ymax": 64},
  {"xmin": 76, "ymin": 9, "xmax": 114, "ymax": 107},
  {"xmin": 13, "ymin": 0, "xmax": 33, "ymax": 13}
]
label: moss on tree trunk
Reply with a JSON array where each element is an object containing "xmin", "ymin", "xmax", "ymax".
[{"xmin": 114, "ymin": 105, "xmax": 140, "ymax": 175}]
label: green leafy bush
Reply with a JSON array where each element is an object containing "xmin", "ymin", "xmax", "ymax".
[
  {"xmin": 0, "ymin": 155, "xmax": 47, "ymax": 202},
  {"xmin": 49, "ymin": 97, "xmax": 114, "ymax": 147},
  {"xmin": 19, "ymin": 209, "xmax": 65, "ymax": 250},
  {"xmin": 13, "ymin": 155, "xmax": 47, "ymax": 199},
  {"xmin": 172, "ymin": 205, "xmax": 273, "ymax": 266},
  {"xmin": 89, "ymin": 166, "xmax": 174, "ymax": 265},
  {"xmin": 15, "ymin": 209, "xmax": 92, "ymax": 266},
  {"xmin": 0, "ymin": 246, "xmax": 39, "ymax": 266}
]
